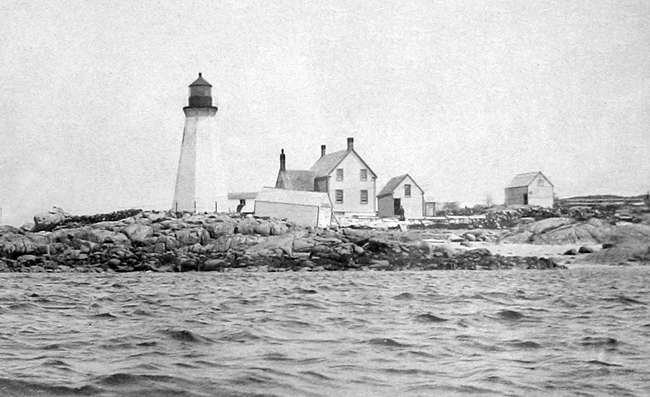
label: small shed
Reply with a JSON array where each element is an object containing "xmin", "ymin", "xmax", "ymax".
[
  {"xmin": 504, "ymin": 171, "xmax": 554, "ymax": 207},
  {"xmin": 377, "ymin": 174, "xmax": 425, "ymax": 219},
  {"xmin": 254, "ymin": 188, "xmax": 333, "ymax": 228}
]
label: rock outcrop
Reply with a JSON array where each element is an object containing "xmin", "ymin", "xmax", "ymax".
[
  {"xmin": 32, "ymin": 207, "xmax": 69, "ymax": 232},
  {"xmin": 0, "ymin": 210, "xmax": 566, "ymax": 273},
  {"xmin": 500, "ymin": 217, "xmax": 650, "ymax": 264}
]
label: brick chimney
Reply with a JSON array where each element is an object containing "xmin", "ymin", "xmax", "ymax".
[
  {"xmin": 321, "ymin": 145, "xmax": 326, "ymax": 157},
  {"xmin": 347, "ymin": 137, "xmax": 354, "ymax": 151},
  {"xmin": 280, "ymin": 149, "xmax": 285, "ymax": 171}
]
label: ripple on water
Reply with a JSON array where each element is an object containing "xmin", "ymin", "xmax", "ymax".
[
  {"xmin": 414, "ymin": 313, "xmax": 448, "ymax": 323},
  {"xmin": 587, "ymin": 360, "xmax": 624, "ymax": 367},
  {"xmin": 506, "ymin": 340, "xmax": 543, "ymax": 349},
  {"xmin": 91, "ymin": 312, "xmax": 118, "ymax": 319},
  {"xmin": 295, "ymin": 288, "xmax": 318, "ymax": 294},
  {"xmin": 220, "ymin": 330, "xmax": 263, "ymax": 343},
  {"xmin": 41, "ymin": 359, "xmax": 72, "ymax": 369},
  {"xmin": 0, "ymin": 377, "xmax": 99, "ymax": 397},
  {"xmin": 602, "ymin": 295, "xmax": 646, "ymax": 306},
  {"xmin": 160, "ymin": 329, "xmax": 214, "ymax": 344},
  {"xmin": 579, "ymin": 336, "xmax": 620, "ymax": 347},
  {"xmin": 366, "ymin": 338, "xmax": 411, "ymax": 347},
  {"xmin": 393, "ymin": 292, "xmax": 415, "ymax": 300},
  {"xmin": 494, "ymin": 309, "xmax": 525, "ymax": 321}
]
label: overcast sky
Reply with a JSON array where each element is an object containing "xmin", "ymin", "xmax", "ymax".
[{"xmin": 1, "ymin": 0, "xmax": 649, "ymax": 225}]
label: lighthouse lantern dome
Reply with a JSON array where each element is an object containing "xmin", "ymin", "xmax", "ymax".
[{"xmin": 187, "ymin": 72, "xmax": 215, "ymax": 108}]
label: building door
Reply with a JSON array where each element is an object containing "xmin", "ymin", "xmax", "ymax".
[
  {"xmin": 523, "ymin": 193, "xmax": 529, "ymax": 205},
  {"xmin": 393, "ymin": 198, "xmax": 401, "ymax": 215}
]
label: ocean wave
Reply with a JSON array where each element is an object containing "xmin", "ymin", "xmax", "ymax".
[
  {"xmin": 0, "ymin": 377, "xmax": 99, "ymax": 397},
  {"xmin": 494, "ymin": 309, "xmax": 525, "ymax": 321},
  {"xmin": 414, "ymin": 313, "xmax": 448, "ymax": 322},
  {"xmin": 159, "ymin": 329, "xmax": 214, "ymax": 344},
  {"xmin": 366, "ymin": 338, "xmax": 411, "ymax": 347}
]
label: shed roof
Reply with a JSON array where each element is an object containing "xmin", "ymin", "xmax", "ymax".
[
  {"xmin": 506, "ymin": 171, "xmax": 553, "ymax": 188},
  {"xmin": 377, "ymin": 174, "xmax": 425, "ymax": 197},
  {"xmin": 256, "ymin": 188, "xmax": 332, "ymax": 208},
  {"xmin": 189, "ymin": 73, "xmax": 212, "ymax": 87},
  {"xmin": 310, "ymin": 149, "xmax": 377, "ymax": 178},
  {"xmin": 276, "ymin": 170, "xmax": 315, "ymax": 191}
]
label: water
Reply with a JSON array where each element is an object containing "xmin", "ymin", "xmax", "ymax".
[{"xmin": 1, "ymin": 267, "xmax": 649, "ymax": 397}]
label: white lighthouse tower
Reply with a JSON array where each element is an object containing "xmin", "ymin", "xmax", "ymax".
[{"xmin": 172, "ymin": 73, "xmax": 228, "ymax": 213}]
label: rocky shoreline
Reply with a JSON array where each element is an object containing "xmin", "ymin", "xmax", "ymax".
[{"xmin": 0, "ymin": 210, "xmax": 565, "ymax": 273}]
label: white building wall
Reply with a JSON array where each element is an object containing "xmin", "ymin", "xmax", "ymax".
[
  {"xmin": 255, "ymin": 202, "xmax": 321, "ymax": 227},
  {"xmin": 505, "ymin": 177, "xmax": 554, "ymax": 208},
  {"xmin": 392, "ymin": 176, "xmax": 424, "ymax": 219},
  {"xmin": 172, "ymin": 108, "xmax": 229, "ymax": 213},
  {"xmin": 527, "ymin": 175, "xmax": 554, "ymax": 207},
  {"xmin": 327, "ymin": 153, "xmax": 376, "ymax": 215}
]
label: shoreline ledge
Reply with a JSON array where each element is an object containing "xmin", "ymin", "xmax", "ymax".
[{"xmin": 0, "ymin": 210, "xmax": 566, "ymax": 273}]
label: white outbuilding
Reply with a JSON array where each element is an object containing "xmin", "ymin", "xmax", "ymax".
[
  {"xmin": 377, "ymin": 174, "xmax": 425, "ymax": 219},
  {"xmin": 504, "ymin": 171, "xmax": 554, "ymax": 207},
  {"xmin": 254, "ymin": 188, "xmax": 333, "ymax": 228}
]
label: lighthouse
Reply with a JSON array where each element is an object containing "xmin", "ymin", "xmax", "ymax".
[{"xmin": 172, "ymin": 73, "xmax": 228, "ymax": 213}]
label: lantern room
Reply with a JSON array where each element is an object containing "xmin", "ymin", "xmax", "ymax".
[{"xmin": 187, "ymin": 73, "xmax": 216, "ymax": 108}]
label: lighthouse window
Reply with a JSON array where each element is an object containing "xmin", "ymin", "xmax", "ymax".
[
  {"xmin": 191, "ymin": 86, "xmax": 210, "ymax": 96},
  {"xmin": 336, "ymin": 169, "xmax": 344, "ymax": 181}
]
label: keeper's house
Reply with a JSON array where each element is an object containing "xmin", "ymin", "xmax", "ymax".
[
  {"xmin": 274, "ymin": 137, "xmax": 377, "ymax": 217},
  {"xmin": 377, "ymin": 174, "xmax": 425, "ymax": 219},
  {"xmin": 504, "ymin": 171, "xmax": 554, "ymax": 207}
]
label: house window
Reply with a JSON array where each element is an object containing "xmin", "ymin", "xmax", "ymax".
[
  {"xmin": 335, "ymin": 189, "xmax": 344, "ymax": 204},
  {"xmin": 360, "ymin": 190, "xmax": 368, "ymax": 204},
  {"xmin": 405, "ymin": 184, "xmax": 411, "ymax": 197},
  {"xmin": 537, "ymin": 178, "xmax": 544, "ymax": 186},
  {"xmin": 336, "ymin": 168, "xmax": 344, "ymax": 181},
  {"xmin": 360, "ymin": 169, "xmax": 368, "ymax": 181}
]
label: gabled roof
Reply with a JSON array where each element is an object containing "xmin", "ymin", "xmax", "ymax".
[
  {"xmin": 377, "ymin": 174, "xmax": 425, "ymax": 197},
  {"xmin": 506, "ymin": 171, "xmax": 554, "ymax": 188},
  {"xmin": 310, "ymin": 150, "xmax": 347, "ymax": 177},
  {"xmin": 310, "ymin": 149, "xmax": 377, "ymax": 178},
  {"xmin": 276, "ymin": 170, "xmax": 315, "ymax": 191},
  {"xmin": 189, "ymin": 73, "xmax": 212, "ymax": 87},
  {"xmin": 256, "ymin": 188, "xmax": 332, "ymax": 208}
]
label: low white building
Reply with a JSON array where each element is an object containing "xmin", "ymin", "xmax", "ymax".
[{"xmin": 254, "ymin": 188, "xmax": 332, "ymax": 228}]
